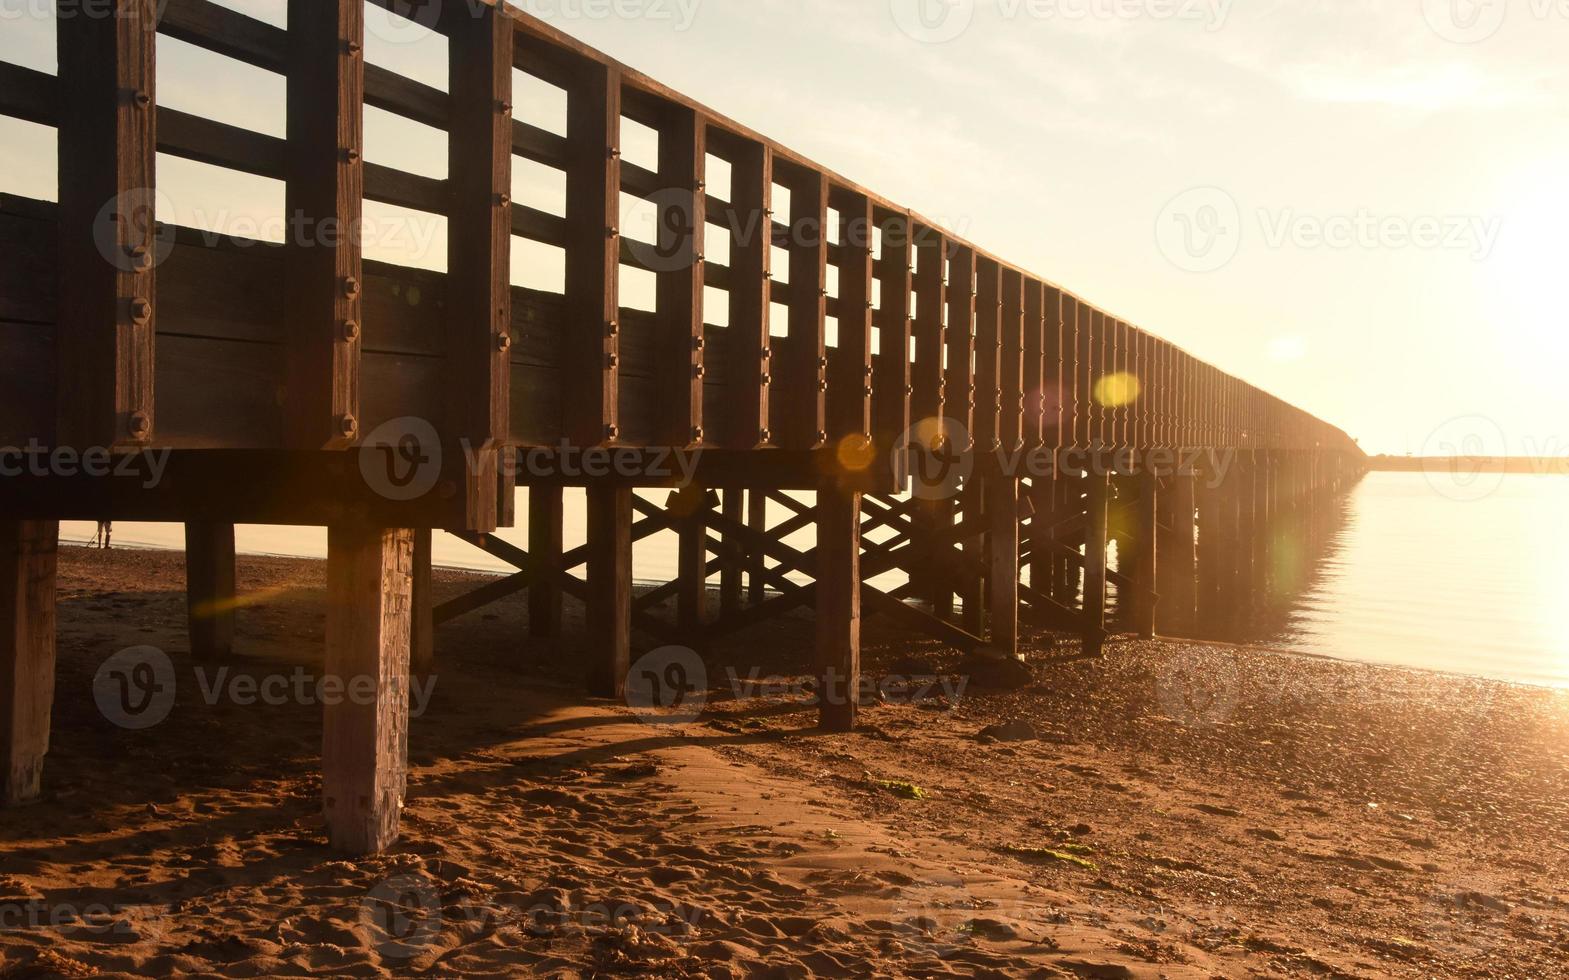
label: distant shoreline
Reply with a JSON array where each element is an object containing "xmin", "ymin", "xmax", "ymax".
[{"xmin": 1368, "ymin": 455, "xmax": 1569, "ymax": 474}]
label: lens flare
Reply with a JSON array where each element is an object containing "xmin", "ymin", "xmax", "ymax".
[
  {"xmin": 836, "ymin": 433, "xmax": 877, "ymax": 472},
  {"xmin": 1094, "ymin": 372, "xmax": 1142, "ymax": 408}
]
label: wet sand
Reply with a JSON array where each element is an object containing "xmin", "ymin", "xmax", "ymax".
[{"xmin": 1, "ymin": 545, "xmax": 1566, "ymax": 978}]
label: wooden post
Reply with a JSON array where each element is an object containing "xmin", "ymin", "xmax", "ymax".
[
  {"xmin": 1130, "ymin": 470, "xmax": 1158, "ymax": 639},
  {"xmin": 931, "ymin": 495, "xmax": 956, "ymax": 619},
  {"xmin": 1082, "ymin": 472, "xmax": 1110, "ymax": 656},
  {"xmin": 282, "ymin": 0, "xmax": 368, "ymax": 450},
  {"xmin": 528, "ymin": 486, "xmax": 563, "ymax": 638},
  {"xmin": 184, "ymin": 522, "xmax": 236, "ymax": 660},
  {"xmin": 585, "ymin": 487, "xmax": 632, "ymax": 699},
  {"xmin": 816, "ymin": 484, "xmax": 861, "ymax": 732},
  {"xmin": 445, "ymin": 0, "xmax": 513, "ymax": 529},
  {"xmin": 747, "ymin": 490, "xmax": 767, "ymax": 604},
  {"xmin": 564, "ymin": 61, "xmax": 620, "ymax": 448},
  {"xmin": 1, "ymin": 522, "xmax": 57, "ymax": 807},
  {"xmin": 720, "ymin": 489, "xmax": 743, "ymax": 615},
  {"xmin": 411, "ymin": 528, "xmax": 434, "ymax": 672},
  {"xmin": 1195, "ymin": 468, "xmax": 1225, "ymax": 634},
  {"xmin": 323, "ymin": 524, "xmax": 413, "ymax": 855},
  {"xmin": 55, "ymin": 0, "xmax": 158, "ymax": 450},
  {"xmin": 959, "ymin": 478, "xmax": 984, "ymax": 635},
  {"xmin": 652, "ymin": 103, "xmax": 705, "ymax": 448},
  {"xmin": 1156, "ymin": 473, "xmax": 1198, "ymax": 635},
  {"xmin": 677, "ymin": 488, "xmax": 709, "ymax": 642},
  {"xmin": 985, "ymin": 474, "xmax": 1020, "ymax": 658}
]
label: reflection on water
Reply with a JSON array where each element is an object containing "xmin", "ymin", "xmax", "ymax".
[
  {"xmin": 1236, "ymin": 472, "xmax": 1569, "ymax": 689},
  {"xmin": 63, "ymin": 473, "xmax": 1569, "ymax": 689}
]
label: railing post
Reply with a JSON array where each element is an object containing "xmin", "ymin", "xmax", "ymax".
[
  {"xmin": 56, "ymin": 0, "xmax": 158, "ymax": 449},
  {"xmin": 816, "ymin": 482, "xmax": 861, "ymax": 732}
]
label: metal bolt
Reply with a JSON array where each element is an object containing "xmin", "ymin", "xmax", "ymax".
[
  {"xmin": 345, "ymin": 147, "xmax": 360, "ymax": 162},
  {"xmin": 694, "ymin": 365, "xmax": 706, "ymax": 379},
  {"xmin": 498, "ymin": 100, "xmax": 512, "ymax": 113},
  {"xmin": 693, "ymin": 336, "xmax": 705, "ymax": 351},
  {"xmin": 338, "ymin": 414, "xmax": 358, "ymax": 438},
  {"xmin": 129, "ymin": 298, "xmax": 153, "ymax": 324},
  {"xmin": 760, "ymin": 349, "xmax": 771, "ymax": 360},
  {"xmin": 605, "ymin": 424, "xmax": 620, "ymax": 440},
  {"xmin": 343, "ymin": 277, "xmax": 360, "ymax": 298},
  {"xmin": 126, "ymin": 245, "xmax": 152, "ymax": 271},
  {"xmin": 128, "ymin": 412, "xmax": 151, "ymax": 437},
  {"xmin": 131, "ymin": 89, "xmax": 151, "ymax": 109},
  {"xmin": 607, "ymin": 226, "xmax": 619, "ymax": 238},
  {"xmin": 863, "ymin": 365, "xmax": 874, "ymax": 377},
  {"xmin": 761, "ymin": 373, "xmax": 771, "ymax": 385},
  {"xmin": 496, "ymin": 332, "xmax": 513, "ymax": 353},
  {"xmin": 346, "ymin": 41, "xmax": 362, "ymax": 55},
  {"xmin": 692, "ymin": 425, "xmax": 704, "ymax": 441},
  {"xmin": 607, "ymin": 320, "xmax": 620, "ymax": 337},
  {"xmin": 817, "ymin": 356, "xmax": 828, "ymax": 369},
  {"xmin": 816, "ymin": 430, "xmax": 828, "ymax": 442},
  {"xmin": 759, "ymin": 428, "xmax": 772, "ymax": 442},
  {"xmin": 498, "ymin": 193, "xmax": 511, "ymax": 208},
  {"xmin": 342, "ymin": 320, "xmax": 361, "ymax": 342},
  {"xmin": 863, "ymin": 386, "xmax": 874, "ymax": 397},
  {"xmin": 817, "ymin": 380, "xmax": 828, "ymax": 392},
  {"xmin": 606, "ymin": 353, "xmax": 618, "ymax": 368}
]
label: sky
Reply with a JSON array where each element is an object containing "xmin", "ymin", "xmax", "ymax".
[{"xmin": 2, "ymin": 0, "xmax": 1566, "ymax": 456}]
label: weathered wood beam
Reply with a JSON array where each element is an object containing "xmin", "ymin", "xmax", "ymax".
[
  {"xmin": 0, "ymin": 522, "xmax": 57, "ymax": 807},
  {"xmin": 776, "ymin": 172, "xmax": 828, "ymax": 451},
  {"xmin": 411, "ymin": 527, "xmax": 434, "ymax": 671},
  {"xmin": 283, "ymin": 0, "xmax": 363, "ymax": 450},
  {"xmin": 184, "ymin": 522, "xmax": 236, "ymax": 660},
  {"xmin": 873, "ymin": 210, "xmax": 912, "ymax": 457},
  {"xmin": 563, "ymin": 61, "xmax": 620, "ymax": 447},
  {"xmin": 815, "ymin": 484, "xmax": 861, "ymax": 732},
  {"xmin": 585, "ymin": 487, "xmax": 633, "ymax": 698},
  {"xmin": 723, "ymin": 139, "xmax": 772, "ymax": 448},
  {"xmin": 830, "ymin": 189, "xmax": 874, "ymax": 441},
  {"xmin": 323, "ymin": 524, "xmax": 413, "ymax": 855},
  {"xmin": 445, "ymin": 0, "xmax": 514, "ymax": 529},
  {"xmin": 652, "ymin": 105, "xmax": 705, "ymax": 447},
  {"xmin": 528, "ymin": 486, "xmax": 563, "ymax": 637},
  {"xmin": 56, "ymin": 0, "xmax": 158, "ymax": 449},
  {"xmin": 985, "ymin": 474, "xmax": 1020, "ymax": 657}
]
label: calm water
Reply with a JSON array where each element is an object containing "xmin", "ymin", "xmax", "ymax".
[
  {"xmin": 61, "ymin": 472, "xmax": 1569, "ymax": 689},
  {"xmin": 1262, "ymin": 471, "xmax": 1569, "ymax": 689}
]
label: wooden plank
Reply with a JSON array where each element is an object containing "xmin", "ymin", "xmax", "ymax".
[
  {"xmin": 562, "ymin": 62, "xmax": 620, "ymax": 447},
  {"xmin": 815, "ymin": 484, "xmax": 861, "ymax": 732},
  {"xmin": 747, "ymin": 489, "xmax": 767, "ymax": 603},
  {"xmin": 720, "ymin": 488, "xmax": 743, "ymax": 615},
  {"xmin": 184, "ymin": 522, "xmax": 236, "ymax": 660},
  {"xmin": 776, "ymin": 171, "xmax": 828, "ymax": 450},
  {"xmin": 675, "ymin": 487, "xmax": 709, "ymax": 640},
  {"xmin": 284, "ymin": 0, "xmax": 364, "ymax": 449},
  {"xmin": 0, "ymin": 522, "xmax": 57, "ymax": 806},
  {"xmin": 722, "ymin": 138, "xmax": 772, "ymax": 448},
  {"xmin": 585, "ymin": 486, "xmax": 632, "ymax": 698},
  {"xmin": 910, "ymin": 227, "xmax": 946, "ymax": 427},
  {"xmin": 652, "ymin": 105, "xmax": 705, "ymax": 447},
  {"xmin": 0, "ymin": 62, "xmax": 57, "ymax": 126},
  {"xmin": 528, "ymin": 486, "xmax": 563, "ymax": 637},
  {"xmin": 411, "ymin": 527, "xmax": 434, "ymax": 672},
  {"xmin": 944, "ymin": 246, "xmax": 976, "ymax": 446},
  {"xmin": 1022, "ymin": 280, "xmax": 1045, "ymax": 450},
  {"xmin": 873, "ymin": 210, "xmax": 913, "ymax": 454},
  {"xmin": 1130, "ymin": 471, "xmax": 1158, "ymax": 638},
  {"xmin": 998, "ymin": 268, "xmax": 1025, "ymax": 451},
  {"xmin": 829, "ymin": 189, "xmax": 873, "ymax": 440},
  {"xmin": 445, "ymin": 1, "xmax": 513, "ymax": 530},
  {"xmin": 1044, "ymin": 286, "xmax": 1065, "ymax": 450},
  {"xmin": 972, "ymin": 258, "xmax": 1002, "ymax": 451},
  {"xmin": 985, "ymin": 474, "xmax": 1019, "ymax": 657},
  {"xmin": 323, "ymin": 524, "xmax": 413, "ymax": 855},
  {"xmin": 56, "ymin": 0, "xmax": 158, "ymax": 448},
  {"xmin": 1082, "ymin": 473, "xmax": 1110, "ymax": 656}
]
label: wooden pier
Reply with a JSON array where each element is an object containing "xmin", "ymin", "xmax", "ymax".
[{"xmin": 0, "ymin": 0, "xmax": 1364, "ymax": 852}]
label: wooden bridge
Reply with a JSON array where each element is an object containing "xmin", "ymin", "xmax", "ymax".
[{"xmin": 0, "ymin": 0, "xmax": 1364, "ymax": 853}]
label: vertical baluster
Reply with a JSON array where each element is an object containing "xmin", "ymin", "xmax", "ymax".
[
  {"xmin": 652, "ymin": 103, "xmax": 705, "ymax": 447},
  {"xmin": 564, "ymin": 61, "xmax": 620, "ymax": 447},
  {"xmin": 57, "ymin": 0, "xmax": 158, "ymax": 449}
]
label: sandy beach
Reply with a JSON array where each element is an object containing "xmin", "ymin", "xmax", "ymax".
[{"xmin": 2, "ymin": 545, "xmax": 1566, "ymax": 979}]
